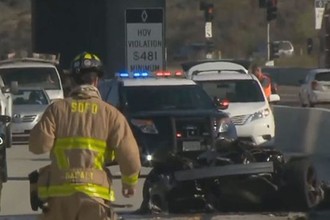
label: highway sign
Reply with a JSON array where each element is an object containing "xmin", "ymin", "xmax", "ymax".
[
  {"xmin": 125, "ymin": 8, "xmax": 164, "ymax": 73},
  {"xmin": 315, "ymin": 0, "xmax": 329, "ymax": 29},
  {"xmin": 315, "ymin": 0, "xmax": 326, "ymax": 8}
]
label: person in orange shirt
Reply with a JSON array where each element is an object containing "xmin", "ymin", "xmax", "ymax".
[{"xmin": 250, "ymin": 64, "xmax": 272, "ymax": 100}]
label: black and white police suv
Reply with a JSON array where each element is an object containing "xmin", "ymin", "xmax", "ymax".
[{"xmin": 98, "ymin": 71, "xmax": 237, "ymax": 167}]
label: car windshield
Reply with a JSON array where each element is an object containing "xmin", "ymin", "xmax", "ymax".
[
  {"xmin": 198, "ymin": 79, "xmax": 265, "ymax": 102},
  {"xmin": 13, "ymin": 89, "xmax": 49, "ymax": 105},
  {"xmin": 0, "ymin": 67, "xmax": 61, "ymax": 90},
  {"xmin": 123, "ymin": 85, "xmax": 215, "ymax": 113}
]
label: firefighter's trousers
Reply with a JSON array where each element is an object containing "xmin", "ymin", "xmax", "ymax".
[{"xmin": 38, "ymin": 192, "xmax": 117, "ymax": 220}]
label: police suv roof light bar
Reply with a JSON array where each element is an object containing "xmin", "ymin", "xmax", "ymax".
[
  {"xmin": 117, "ymin": 72, "xmax": 150, "ymax": 78},
  {"xmin": 155, "ymin": 71, "xmax": 183, "ymax": 77},
  {"xmin": 191, "ymin": 69, "xmax": 247, "ymax": 77}
]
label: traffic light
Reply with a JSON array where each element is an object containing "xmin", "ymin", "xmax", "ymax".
[
  {"xmin": 270, "ymin": 41, "xmax": 280, "ymax": 60},
  {"xmin": 200, "ymin": 2, "xmax": 214, "ymax": 22},
  {"xmin": 307, "ymin": 38, "xmax": 313, "ymax": 55},
  {"xmin": 266, "ymin": 0, "xmax": 278, "ymax": 21}
]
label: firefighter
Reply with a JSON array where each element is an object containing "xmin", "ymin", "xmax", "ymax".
[
  {"xmin": 28, "ymin": 52, "xmax": 141, "ymax": 220},
  {"xmin": 250, "ymin": 64, "xmax": 272, "ymax": 100}
]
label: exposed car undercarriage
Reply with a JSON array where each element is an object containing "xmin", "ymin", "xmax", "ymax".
[{"xmin": 137, "ymin": 140, "xmax": 330, "ymax": 214}]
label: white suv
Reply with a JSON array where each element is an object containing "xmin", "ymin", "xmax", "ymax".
[
  {"xmin": 185, "ymin": 61, "xmax": 280, "ymax": 146},
  {"xmin": 0, "ymin": 57, "xmax": 64, "ymax": 101},
  {"xmin": 298, "ymin": 68, "xmax": 330, "ymax": 107}
]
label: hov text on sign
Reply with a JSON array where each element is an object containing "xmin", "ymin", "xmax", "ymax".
[{"xmin": 125, "ymin": 8, "xmax": 164, "ymax": 73}]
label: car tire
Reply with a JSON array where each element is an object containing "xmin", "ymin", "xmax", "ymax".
[
  {"xmin": 281, "ymin": 157, "xmax": 323, "ymax": 211},
  {"xmin": 307, "ymin": 96, "xmax": 315, "ymax": 107},
  {"xmin": 139, "ymin": 170, "xmax": 154, "ymax": 213},
  {"xmin": 140, "ymin": 169, "xmax": 170, "ymax": 214},
  {"xmin": 299, "ymin": 94, "xmax": 307, "ymax": 107}
]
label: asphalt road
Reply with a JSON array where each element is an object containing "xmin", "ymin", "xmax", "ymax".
[
  {"xmin": 0, "ymin": 145, "xmax": 151, "ymax": 216},
  {"xmin": 0, "ymin": 145, "xmax": 329, "ymax": 220},
  {"xmin": 276, "ymin": 85, "xmax": 301, "ymax": 106}
]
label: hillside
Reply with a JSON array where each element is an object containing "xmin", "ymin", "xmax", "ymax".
[{"xmin": 0, "ymin": 0, "xmax": 320, "ymax": 67}]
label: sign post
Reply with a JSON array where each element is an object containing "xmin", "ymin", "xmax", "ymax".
[{"xmin": 125, "ymin": 8, "xmax": 164, "ymax": 73}]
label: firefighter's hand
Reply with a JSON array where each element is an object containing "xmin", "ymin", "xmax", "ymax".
[{"xmin": 122, "ymin": 185, "xmax": 136, "ymax": 198}]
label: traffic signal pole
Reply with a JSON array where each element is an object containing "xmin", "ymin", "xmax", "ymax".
[
  {"xmin": 267, "ymin": 22, "xmax": 270, "ymax": 61},
  {"xmin": 200, "ymin": 1, "xmax": 214, "ymax": 59},
  {"xmin": 260, "ymin": 0, "xmax": 277, "ymax": 61}
]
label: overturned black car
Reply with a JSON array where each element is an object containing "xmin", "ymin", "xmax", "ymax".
[{"xmin": 138, "ymin": 141, "xmax": 328, "ymax": 214}]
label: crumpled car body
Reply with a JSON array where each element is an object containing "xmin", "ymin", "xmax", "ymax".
[{"xmin": 137, "ymin": 140, "xmax": 329, "ymax": 214}]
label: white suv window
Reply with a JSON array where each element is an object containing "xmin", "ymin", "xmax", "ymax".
[
  {"xmin": 0, "ymin": 67, "xmax": 61, "ymax": 90},
  {"xmin": 315, "ymin": 72, "xmax": 330, "ymax": 81},
  {"xmin": 198, "ymin": 79, "xmax": 265, "ymax": 103}
]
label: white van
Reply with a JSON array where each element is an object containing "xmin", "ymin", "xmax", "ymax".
[
  {"xmin": 185, "ymin": 61, "xmax": 280, "ymax": 146},
  {"xmin": 185, "ymin": 60, "xmax": 249, "ymax": 76},
  {"xmin": 0, "ymin": 58, "xmax": 64, "ymax": 101}
]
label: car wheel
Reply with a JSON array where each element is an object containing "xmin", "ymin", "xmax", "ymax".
[
  {"xmin": 136, "ymin": 174, "xmax": 153, "ymax": 214},
  {"xmin": 307, "ymin": 96, "xmax": 315, "ymax": 107},
  {"xmin": 299, "ymin": 94, "xmax": 307, "ymax": 107},
  {"xmin": 281, "ymin": 157, "xmax": 323, "ymax": 211},
  {"xmin": 139, "ymin": 169, "xmax": 170, "ymax": 214}
]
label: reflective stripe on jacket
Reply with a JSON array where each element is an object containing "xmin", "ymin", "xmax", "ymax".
[{"xmin": 38, "ymin": 137, "xmax": 115, "ymax": 201}]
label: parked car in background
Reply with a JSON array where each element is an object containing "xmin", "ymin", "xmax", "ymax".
[
  {"xmin": 253, "ymin": 41, "xmax": 294, "ymax": 59},
  {"xmin": 11, "ymin": 88, "xmax": 51, "ymax": 144},
  {"xmin": 298, "ymin": 69, "xmax": 330, "ymax": 107},
  {"xmin": 274, "ymin": 40, "xmax": 295, "ymax": 57}
]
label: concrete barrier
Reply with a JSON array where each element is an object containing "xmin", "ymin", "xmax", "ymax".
[
  {"xmin": 262, "ymin": 67, "xmax": 314, "ymax": 86},
  {"xmin": 273, "ymin": 105, "xmax": 330, "ymax": 155}
]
